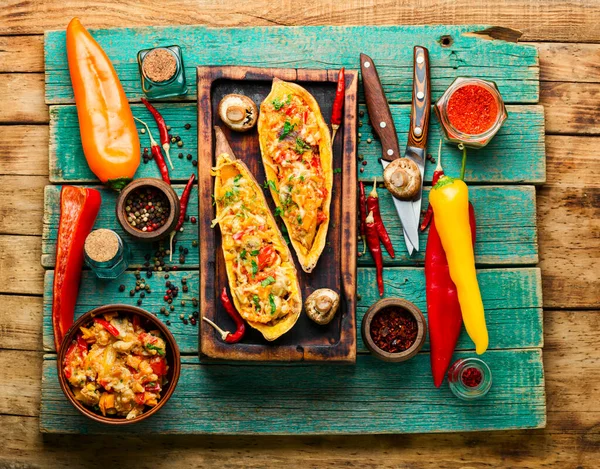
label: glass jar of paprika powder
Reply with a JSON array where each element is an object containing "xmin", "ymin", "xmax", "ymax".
[{"xmin": 435, "ymin": 77, "xmax": 508, "ymax": 149}]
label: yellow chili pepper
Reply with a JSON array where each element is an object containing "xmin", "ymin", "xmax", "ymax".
[
  {"xmin": 429, "ymin": 176, "xmax": 488, "ymax": 354},
  {"xmin": 66, "ymin": 18, "xmax": 140, "ymax": 190}
]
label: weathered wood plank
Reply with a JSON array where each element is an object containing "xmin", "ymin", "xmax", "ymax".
[
  {"xmin": 0, "ymin": 176, "xmax": 46, "ymax": 236},
  {"xmin": 43, "ymin": 25, "xmax": 539, "ymax": 104},
  {"xmin": 0, "ymin": 295, "xmax": 43, "ymax": 352},
  {"xmin": 41, "ymin": 267, "xmax": 543, "ymax": 354},
  {"xmin": 0, "ymin": 74, "xmax": 48, "ymax": 123},
  {"xmin": 48, "ymin": 103, "xmax": 546, "ymax": 184},
  {"xmin": 541, "ymin": 82, "xmax": 600, "ymax": 135},
  {"xmin": 42, "ymin": 184, "xmax": 199, "ymax": 268},
  {"xmin": 0, "ymin": 350, "xmax": 41, "ymax": 417},
  {"xmin": 0, "ymin": 125, "xmax": 49, "ymax": 176},
  {"xmin": 0, "ymin": 235, "xmax": 44, "ymax": 295},
  {"xmin": 538, "ymin": 135, "xmax": 600, "ymax": 309},
  {"xmin": 41, "ymin": 184, "xmax": 538, "ymax": 267},
  {"xmin": 40, "ymin": 349, "xmax": 545, "ymax": 434},
  {"xmin": 2, "ymin": 1, "xmax": 598, "ymax": 42},
  {"xmin": 532, "ymin": 42, "xmax": 600, "ymax": 83},
  {"xmin": 0, "ymin": 35, "xmax": 44, "ymax": 73}
]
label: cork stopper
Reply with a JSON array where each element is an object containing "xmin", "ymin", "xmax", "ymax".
[
  {"xmin": 85, "ymin": 229, "xmax": 120, "ymax": 263},
  {"xmin": 142, "ymin": 49, "xmax": 177, "ymax": 83}
]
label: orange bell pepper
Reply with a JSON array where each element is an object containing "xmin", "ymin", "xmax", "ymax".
[{"xmin": 66, "ymin": 18, "xmax": 140, "ymax": 190}]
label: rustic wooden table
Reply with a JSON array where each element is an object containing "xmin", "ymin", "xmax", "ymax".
[{"xmin": 0, "ymin": 1, "xmax": 598, "ymax": 467}]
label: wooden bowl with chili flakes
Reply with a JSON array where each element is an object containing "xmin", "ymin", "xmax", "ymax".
[
  {"xmin": 116, "ymin": 178, "xmax": 180, "ymax": 242},
  {"xmin": 56, "ymin": 304, "xmax": 181, "ymax": 425},
  {"xmin": 361, "ymin": 298, "xmax": 426, "ymax": 363}
]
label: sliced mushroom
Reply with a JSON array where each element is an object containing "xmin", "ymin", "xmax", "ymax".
[
  {"xmin": 383, "ymin": 158, "xmax": 421, "ymax": 200},
  {"xmin": 305, "ymin": 289, "xmax": 340, "ymax": 325},
  {"xmin": 218, "ymin": 94, "xmax": 258, "ymax": 132}
]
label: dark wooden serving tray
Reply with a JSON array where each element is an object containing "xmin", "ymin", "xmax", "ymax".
[{"xmin": 197, "ymin": 66, "xmax": 358, "ymax": 362}]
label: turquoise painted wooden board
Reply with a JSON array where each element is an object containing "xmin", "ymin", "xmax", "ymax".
[
  {"xmin": 41, "ymin": 184, "xmax": 537, "ymax": 268},
  {"xmin": 41, "ymin": 268, "xmax": 543, "ymax": 354},
  {"xmin": 48, "ymin": 103, "xmax": 545, "ymax": 184},
  {"xmin": 44, "ymin": 25, "xmax": 539, "ymax": 104},
  {"xmin": 41, "ymin": 350, "xmax": 546, "ymax": 434},
  {"xmin": 41, "ymin": 24, "xmax": 545, "ymax": 434}
]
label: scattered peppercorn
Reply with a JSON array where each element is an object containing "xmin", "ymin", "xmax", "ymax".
[
  {"xmin": 177, "ymin": 141, "xmax": 183, "ymax": 148},
  {"xmin": 367, "ymin": 138, "xmax": 372, "ymax": 144},
  {"xmin": 190, "ymin": 217, "xmax": 197, "ymax": 224},
  {"xmin": 192, "ymin": 160, "xmax": 198, "ymax": 166},
  {"xmin": 190, "ymin": 318, "xmax": 197, "ymax": 326},
  {"xmin": 186, "ymin": 154, "xmax": 192, "ymax": 161},
  {"xmin": 118, "ymin": 284, "xmax": 125, "ymax": 292},
  {"xmin": 192, "ymin": 240, "xmax": 198, "ymax": 247},
  {"xmin": 359, "ymin": 110, "xmax": 365, "ymax": 117},
  {"xmin": 178, "ymin": 152, "xmax": 184, "ymax": 159},
  {"xmin": 183, "ymin": 318, "xmax": 189, "ymax": 325},
  {"xmin": 124, "ymin": 187, "xmax": 171, "ymax": 232},
  {"xmin": 362, "ymin": 160, "xmax": 367, "ymax": 166},
  {"xmin": 137, "ymin": 299, "xmax": 143, "ymax": 306},
  {"xmin": 184, "ymin": 123, "xmax": 191, "ymax": 130},
  {"xmin": 130, "ymin": 289, "xmax": 135, "ymax": 296}
]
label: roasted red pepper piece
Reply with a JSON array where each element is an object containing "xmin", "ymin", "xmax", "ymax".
[
  {"xmin": 365, "ymin": 211, "xmax": 384, "ymax": 296},
  {"xmin": 52, "ymin": 186, "xmax": 101, "ymax": 351},
  {"xmin": 257, "ymin": 245, "xmax": 276, "ymax": 271},
  {"xmin": 93, "ymin": 317, "xmax": 121, "ymax": 337},
  {"xmin": 330, "ymin": 67, "xmax": 345, "ymax": 141},
  {"xmin": 149, "ymin": 356, "xmax": 167, "ymax": 376},
  {"xmin": 366, "ymin": 179, "xmax": 395, "ymax": 258}
]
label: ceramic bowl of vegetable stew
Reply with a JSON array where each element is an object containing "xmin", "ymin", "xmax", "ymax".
[
  {"xmin": 116, "ymin": 178, "xmax": 180, "ymax": 242},
  {"xmin": 361, "ymin": 298, "xmax": 426, "ymax": 362},
  {"xmin": 57, "ymin": 304, "xmax": 181, "ymax": 425}
]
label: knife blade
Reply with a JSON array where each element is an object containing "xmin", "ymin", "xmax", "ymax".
[
  {"xmin": 404, "ymin": 46, "xmax": 431, "ymax": 238},
  {"xmin": 361, "ymin": 53, "xmax": 418, "ymax": 254}
]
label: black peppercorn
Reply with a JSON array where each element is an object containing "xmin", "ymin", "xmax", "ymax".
[{"xmin": 118, "ymin": 284, "xmax": 125, "ymax": 292}]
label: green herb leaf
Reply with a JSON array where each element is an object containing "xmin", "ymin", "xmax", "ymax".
[
  {"xmin": 269, "ymin": 294, "xmax": 277, "ymax": 315},
  {"xmin": 146, "ymin": 344, "xmax": 165, "ymax": 356},
  {"xmin": 252, "ymin": 295, "xmax": 261, "ymax": 310},
  {"xmin": 233, "ymin": 174, "xmax": 242, "ymax": 183},
  {"xmin": 279, "ymin": 121, "xmax": 296, "ymax": 141},
  {"xmin": 261, "ymin": 276, "xmax": 276, "ymax": 287},
  {"xmin": 272, "ymin": 97, "xmax": 288, "ymax": 111},
  {"xmin": 251, "ymin": 260, "xmax": 258, "ymax": 277},
  {"xmin": 274, "ymin": 206, "xmax": 282, "ymax": 217},
  {"xmin": 250, "ymin": 249, "xmax": 260, "ymax": 256},
  {"xmin": 294, "ymin": 137, "xmax": 312, "ymax": 154},
  {"xmin": 240, "ymin": 249, "xmax": 247, "ymax": 260},
  {"xmin": 297, "ymin": 215, "xmax": 303, "ymax": 225},
  {"xmin": 299, "ymin": 175, "xmax": 305, "ymax": 182},
  {"xmin": 333, "ymin": 167, "xmax": 342, "ymax": 174},
  {"xmin": 263, "ymin": 179, "xmax": 279, "ymax": 193}
]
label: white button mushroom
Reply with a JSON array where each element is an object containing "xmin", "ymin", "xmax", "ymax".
[
  {"xmin": 218, "ymin": 94, "xmax": 259, "ymax": 132},
  {"xmin": 305, "ymin": 289, "xmax": 340, "ymax": 325}
]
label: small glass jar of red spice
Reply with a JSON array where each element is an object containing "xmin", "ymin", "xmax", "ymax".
[
  {"xmin": 447, "ymin": 357, "xmax": 492, "ymax": 400},
  {"xmin": 435, "ymin": 77, "xmax": 508, "ymax": 149}
]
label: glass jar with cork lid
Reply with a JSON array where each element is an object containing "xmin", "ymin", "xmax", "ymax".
[
  {"xmin": 84, "ymin": 229, "xmax": 129, "ymax": 279},
  {"xmin": 137, "ymin": 46, "xmax": 187, "ymax": 99}
]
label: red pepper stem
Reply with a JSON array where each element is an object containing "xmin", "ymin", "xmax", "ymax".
[
  {"xmin": 201, "ymin": 317, "xmax": 231, "ymax": 341},
  {"xmin": 163, "ymin": 144, "xmax": 174, "ymax": 170},
  {"xmin": 458, "ymin": 143, "xmax": 467, "ymax": 181},
  {"xmin": 331, "ymin": 127, "xmax": 338, "ymax": 142},
  {"xmin": 169, "ymin": 230, "xmax": 176, "ymax": 262},
  {"xmin": 133, "ymin": 116, "xmax": 158, "ymax": 147},
  {"xmin": 436, "ymin": 139, "xmax": 443, "ymax": 173},
  {"xmin": 369, "ymin": 178, "xmax": 378, "ymax": 198}
]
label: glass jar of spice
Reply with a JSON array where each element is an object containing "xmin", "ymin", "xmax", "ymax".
[
  {"xmin": 435, "ymin": 77, "xmax": 508, "ymax": 149},
  {"xmin": 84, "ymin": 229, "xmax": 129, "ymax": 279},
  {"xmin": 447, "ymin": 357, "xmax": 492, "ymax": 400},
  {"xmin": 137, "ymin": 45, "xmax": 187, "ymax": 99}
]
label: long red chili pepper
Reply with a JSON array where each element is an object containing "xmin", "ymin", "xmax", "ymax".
[
  {"xmin": 330, "ymin": 67, "xmax": 345, "ymax": 142},
  {"xmin": 93, "ymin": 317, "xmax": 121, "ymax": 337},
  {"xmin": 52, "ymin": 186, "xmax": 101, "ymax": 351},
  {"xmin": 202, "ymin": 288, "xmax": 246, "ymax": 343},
  {"xmin": 141, "ymin": 98, "xmax": 174, "ymax": 169},
  {"xmin": 358, "ymin": 181, "xmax": 367, "ymax": 254},
  {"xmin": 425, "ymin": 142, "xmax": 477, "ymax": 387},
  {"xmin": 366, "ymin": 179, "xmax": 395, "ymax": 258},
  {"xmin": 365, "ymin": 211, "xmax": 384, "ymax": 296},
  {"xmin": 169, "ymin": 173, "xmax": 196, "ymax": 260},
  {"xmin": 134, "ymin": 116, "xmax": 170, "ymax": 184}
]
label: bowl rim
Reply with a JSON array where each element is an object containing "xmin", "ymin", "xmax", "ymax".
[
  {"xmin": 56, "ymin": 304, "xmax": 181, "ymax": 425},
  {"xmin": 361, "ymin": 298, "xmax": 427, "ymax": 362},
  {"xmin": 115, "ymin": 178, "xmax": 181, "ymax": 242}
]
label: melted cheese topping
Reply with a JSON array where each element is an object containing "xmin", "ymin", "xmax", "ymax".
[
  {"xmin": 259, "ymin": 93, "xmax": 329, "ymax": 251},
  {"xmin": 212, "ymin": 161, "xmax": 299, "ymax": 325}
]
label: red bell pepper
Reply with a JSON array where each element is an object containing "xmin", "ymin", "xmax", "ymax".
[
  {"xmin": 52, "ymin": 186, "xmax": 101, "ymax": 351},
  {"xmin": 93, "ymin": 317, "xmax": 121, "ymax": 337},
  {"xmin": 149, "ymin": 356, "xmax": 167, "ymax": 376}
]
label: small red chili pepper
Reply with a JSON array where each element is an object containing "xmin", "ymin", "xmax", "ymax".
[
  {"xmin": 93, "ymin": 318, "xmax": 120, "ymax": 337},
  {"xmin": 134, "ymin": 116, "xmax": 170, "ymax": 184},
  {"xmin": 202, "ymin": 287, "xmax": 246, "ymax": 344},
  {"xmin": 358, "ymin": 181, "xmax": 367, "ymax": 254},
  {"xmin": 366, "ymin": 179, "xmax": 395, "ymax": 259},
  {"xmin": 169, "ymin": 173, "xmax": 196, "ymax": 260},
  {"xmin": 141, "ymin": 98, "xmax": 174, "ymax": 169},
  {"xmin": 330, "ymin": 67, "xmax": 345, "ymax": 142},
  {"xmin": 365, "ymin": 211, "xmax": 384, "ymax": 296}
]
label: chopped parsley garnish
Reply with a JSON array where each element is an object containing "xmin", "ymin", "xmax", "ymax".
[
  {"xmin": 146, "ymin": 344, "xmax": 165, "ymax": 356},
  {"xmin": 297, "ymin": 215, "xmax": 303, "ymax": 225},
  {"xmin": 279, "ymin": 121, "xmax": 296, "ymax": 140},
  {"xmin": 261, "ymin": 276, "xmax": 276, "ymax": 287},
  {"xmin": 333, "ymin": 167, "xmax": 342, "ymax": 174},
  {"xmin": 233, "ymin": 174, "xmax": 242, "ymax": 183},
  {"xmin": 240, "ymin": 249, "xmax": 247, "ymax": 260},
  {"xmin": 250, "ymin": 249, "xmax": 260, "ymax": 256},
  {"xmin": 272, "ymin": 95, "xmax": 291, "ymax": 111},
  {"xmin": 263, "ymin": 179, "xmax": 278, "ymax": 192},
  {"xmin": 299, "ymin": 175, "xmax": 305, "ymax": 182},
  {"xmin": 274, "ymin": 206, "xmax": 282, "ymax": 217},
  {"xmin": 294, "ymin": 137, "xmax": 312, "ymax": 154},
  {"xmin": 252, "ymin": 295, "xmax": 261, "ymax": 310},
  {"xmin": 269, "ymin": 294, "xmax": 277, "ymax": 315},
  {"xmin": 251, "ymin": 260, "xmax": 258, "ymax": 277}
]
